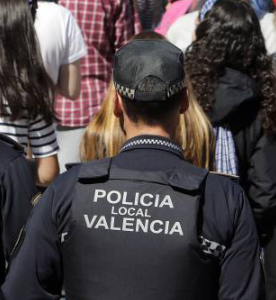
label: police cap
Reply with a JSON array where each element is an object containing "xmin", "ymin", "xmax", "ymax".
[{"xmin": 113, "ymin": 40, "xmax": 185, "ymax": 102}]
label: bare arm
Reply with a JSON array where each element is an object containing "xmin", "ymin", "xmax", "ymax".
[
  {"xmin": 28, "ymin": 117, "xmax": 60, "ymax": 186},
  {"xmin": 56, "ymin": 60, "xmax": 81, "ymax": 100},
  {"xmin": 35, "ymin": 155, "xmax": 60, "ymax": 187}
]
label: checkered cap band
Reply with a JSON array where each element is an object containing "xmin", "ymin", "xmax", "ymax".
[
  {"xmin": 114, "ymin": 82, "xmax": 135, "ymax": 100},
  {"xmin": 167, "ymin": 81, "xmax": 185, "ymax": 98},
  {"xmin": 114, "ymin": 81, "xmax": 185, "ymax": 100}
]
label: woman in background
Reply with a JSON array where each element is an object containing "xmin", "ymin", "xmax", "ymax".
[
  {"xmin": 185, "ymin": 1, "xmax": 276, "ymax": 298},
  {"xmin": 80, "ymin": 83, "xmax": 125, "ymax": 161},
  {"xmin": 0, "ymin": 0, "xmax": 59, "ymax": 186}
]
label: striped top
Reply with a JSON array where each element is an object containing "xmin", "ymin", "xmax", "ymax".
[{"xmin": 0, "ymin": 113, "xmax": 59, "ymax": 158}]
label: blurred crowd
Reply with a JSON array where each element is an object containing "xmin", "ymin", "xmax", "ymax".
[{"xmin": 1, "ymin": 0, "xmax": 276, "ymax": 299}]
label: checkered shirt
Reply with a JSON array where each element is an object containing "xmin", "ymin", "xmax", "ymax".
[
  {"xmin": 214, "ymin": 126, "xmax": 238, "ymax": 176},
  {"xmin": 56, "ymin": 0, "xmax": 138, "ymax": 127}
]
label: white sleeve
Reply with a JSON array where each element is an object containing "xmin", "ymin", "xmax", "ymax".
[
  {"xmin": 35, "ymin": 2, "xmax": 87, "ymax": 84},
  {"xmin": 167, "ymin": 11, "xmax": 199, "ymax": 53},
  {"xmin": 28, "ymin": 117, "xmax": 59, "ymax": 158},
  {"xmin": 261, "ymin": 13, "xmax": 276, "ymax": 55},
  {"xmin": 62, "ymin": 9, "xmax": 87, "ymax": 65}
]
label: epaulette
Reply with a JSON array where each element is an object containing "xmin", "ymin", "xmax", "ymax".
[
  {"xmin": 209, "ymin": 171, "xmax": 240, "ymax": 183},
  {"xmin": 0, "ymin": 133, "xmax": 24, "ymax": 152},
  {"xmin": 65, "ymin": 162, "xmax": 82, "ymax": 171}
]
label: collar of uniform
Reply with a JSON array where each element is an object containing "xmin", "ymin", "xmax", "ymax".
[
  {"xmin": 119, "ymin": 135, "xmax": 184, "ymax": 159},
  {"xmin": 77, "ymin": 155, "xmax": 208, "ymax": 192}
]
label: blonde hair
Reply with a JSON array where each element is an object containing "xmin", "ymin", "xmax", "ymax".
[
  {"xmin": 79, "ymin": 83, "xmax": 125, "ymax": 161},
  {"xmin": 178, "ymin": 79, "xmax": 215, "ymax": 169},
  {"xmin": 80, "ymin": 80, "xmax": 215, "ymax": 169}
]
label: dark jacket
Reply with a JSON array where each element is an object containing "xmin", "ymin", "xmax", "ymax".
[
  {"xmin": 209, "ymin": 67, "xmax": 276, "ymax": 240},
  {"xmin": 0, "ymin": 134, "xmax": 37, "ymax": 283},
  {"xmin": 2, "ymin": 135, "xmax": 263, "ymax": 300}
]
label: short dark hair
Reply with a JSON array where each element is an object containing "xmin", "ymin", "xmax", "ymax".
[{"xmin": 122, "ymin": 76, "xmax": 183, "ymax": 126}]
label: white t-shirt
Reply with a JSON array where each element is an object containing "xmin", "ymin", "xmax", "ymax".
[
  {"xmin": 167, "ymin": 11, "xmax": 276, "ymax": 55},
  {"xmin": 35, "ymin": 2, "xmax": 87, "ymax": 84},
  {"xmin": 167, "ymin": 11, "xmax": 199, "ymax": 53}
]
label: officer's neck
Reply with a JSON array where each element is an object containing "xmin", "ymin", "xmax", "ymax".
[{"xmin": 124, "ymin": 120, "xmax": 176, "ymax": 141}]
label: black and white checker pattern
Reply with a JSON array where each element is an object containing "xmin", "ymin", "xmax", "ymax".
[
  {"xmin": 167, "ymin": 81, "xmax": 185, "ymax": 98},
  {"xmin": 120, "ymin": 138, "xmax": 183, "ymax": 154},
  {"xmin": 114, "ymin": 82, "xmax": 135, "ymax": 100},
  {"xmin": 199, "ymin": 236, "xmax": 226, "ymax": 258},
  {"xmin": 114, "ymin": 81, "xmax": 185, "ymax": 100}
]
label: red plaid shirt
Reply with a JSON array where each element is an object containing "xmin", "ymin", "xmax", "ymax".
[{"xmin": 57, "ymin": 0, "xmax": 138, "ymax": 127}]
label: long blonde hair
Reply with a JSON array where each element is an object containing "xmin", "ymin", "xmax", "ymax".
[
  {"xmin": 80, "ymin": 79, "xmax": 215, "ymax": 169},
  {"xmin": 79, "ymin": 83, "xmax": 125, "ymax": 161},
  {"xmin": 178, "ymin": 79, "xmax": 215, "ymax": 169}
]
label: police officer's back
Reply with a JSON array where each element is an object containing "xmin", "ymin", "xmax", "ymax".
[
  {"xmin": 0, "ymin": 134, "xmax": 36, "ymax": 284},
  {"xmin": 2, "ymin": 40, "xmax": 263, "ymax": 300}
]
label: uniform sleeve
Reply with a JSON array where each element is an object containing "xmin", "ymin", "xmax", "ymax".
[
  {"xmin": 218, "ymin": 190, "xmax": 264, "ymax": 300},
  {"xmin": 2, "ymin": 185, "xmax": 63, "ymax": 300},
  {"xmin": 247, "ymin": 134, "xmax": 276, "ymax": 237},
  {"xmin": 28, "ymin": 117, "xmax": 59, "ymax": 158},
  {"xmin": 62, "ymin": 8, "xmax": 87, "ymax": 65},
  {"xmin": 2, "ymin": 155, "xmax": 36, "ymax": 261},
  {"xmin": 114, "ymin": 0, "xmax": 135, "ymax": 51}
]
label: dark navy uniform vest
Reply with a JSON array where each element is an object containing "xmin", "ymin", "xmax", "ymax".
[
  {"xmin": 0, "ymin": 134, "xmax": 25, "ymax": 284},
  {"xmin": 0, "ymin": 134, "xmax": 24, "ymax": 173},
  {"xmin": 62, "ymin": 158, "xmax": 220, "ymax": 300}
]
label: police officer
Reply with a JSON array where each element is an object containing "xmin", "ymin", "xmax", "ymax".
[
  {"xmin": 2, "ymin": 40, "xmax": 263, "ymax": 300},
  {"xmin": 0, "ymin": 133, "xmax": 37, "ymax": 284}
]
